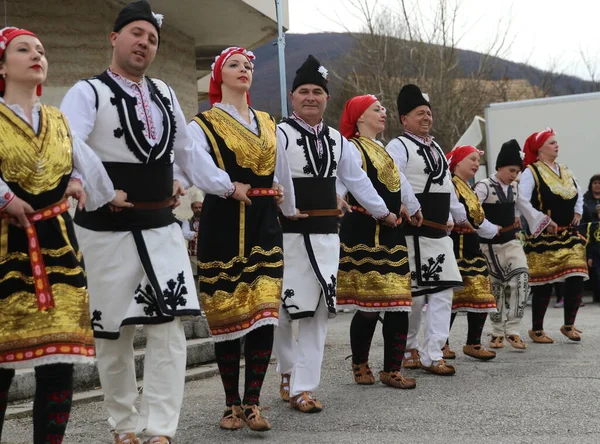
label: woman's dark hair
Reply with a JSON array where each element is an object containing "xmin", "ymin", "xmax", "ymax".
[{"xmin": 586, "ymin": 174, "xmax": 600, "ymax": 196}]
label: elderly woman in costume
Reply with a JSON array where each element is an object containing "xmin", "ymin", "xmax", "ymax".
[
  {"xmin": 0, "ymin": 27, "xmax": 126, "ymax": 444},
  {"xmin": 443, "ymin": 146, "xmax": 499, "ymax": 361},
  {"xmin": 180, "ymin": 47, "xmax": 301, "ymax": 432},
  {"xmin": 519, "ymin": 129, "xmax": 587, "ymax": 343},
  {"xmin": 336, "ymin": 95, "xmax": 422, "ymax": 389}
]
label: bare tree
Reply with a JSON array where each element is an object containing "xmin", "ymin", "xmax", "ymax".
[{"xmin": 326, "ymin": 0, "xmax": 515, "ymax": 150}]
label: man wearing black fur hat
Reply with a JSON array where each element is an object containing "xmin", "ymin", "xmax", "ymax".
[
  {"xmin": 60, "ymin": 2, "xmax": 204, "ymax": 443},
  {"xmin": 274, "ymin": 55, "xmax": 398, "ymax": 413},
  {"xmin": 474, "ymin": 140, "xmax": 531, "ymax": 350},
  {"xmin": 386, "ymin": 84, "xmax": 465, "ymax": 376}
]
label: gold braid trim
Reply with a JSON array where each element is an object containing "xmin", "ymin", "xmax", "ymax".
[
  {"xmin": 198, "ymin": 246, "xmax": 283, "ymax": 270},
  {"xmin": 353, "ymin": 137, "xmax": 400, "ymax": 192},
  {"xmin": 201, "ymin": 107, "xmax": 277, "ymax": 176},
  {"xmin": 198, "ymin": 260, "xmax": 283, "ymax": 284},
  {"xmin": 341, "ymin": 243, "xmax": 407, "ymax": 254},
  {"xmin": 452, "ymin": 175, "xmax": 484, "ymax": 226},
  {"xmin": 0, "ymin": 104, "xmax": 73, "ymax": 195},
  {"xmin": 0, "ymin": 266, "xmax": 86, "ymax": 285},
  {"xmin": 339, "ymin": 256, "xmax": 409, "ymax": 267},
  {"xmin": 534, "ymin": 161, "xmax": 578, "ymax": 200},
  {"xmin": 0, "ymin": 246, "xmax": 82, "ymax": 264}
]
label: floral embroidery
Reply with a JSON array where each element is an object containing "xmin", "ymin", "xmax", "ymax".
[
  {"xmin": 163, "ymin": 271, "xmax": 188, "ymax": 311},
  {"xmin": 282, "ymin": 288, "xmax": 299, "ymax": 310},
  {"xmin": 421, "ymin": 254, "xmax": 446, "ymax": 281},
  {"xmin": 134, "ymin": 283, "xmax": 160, "ymax": 316},
  {"xmin": 91, "ymin": 310, "xmax": 104, "ymax": 330}
]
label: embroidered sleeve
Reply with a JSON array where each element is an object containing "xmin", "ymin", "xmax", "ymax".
[{"xmin": 0, "ymin": 179, "xmax": 14, "ymax": 210}]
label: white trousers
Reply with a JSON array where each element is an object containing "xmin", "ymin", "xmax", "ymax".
[
  {"xmin": 405, "ymin": 289, "xmax": 453, "ymax": 367},
  {"xmin": 489, "ymin": 274, "xmax": 528, "ymax": 337},
  {"xmin": 273, "ymin": 300, "xmax": 329, "ymax": 397},
  {"xmin": 95, "ymin": 319, "xmax": 187, "ymax": 438}
]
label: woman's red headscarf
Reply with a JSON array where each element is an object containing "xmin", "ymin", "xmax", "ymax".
[
  {"xmin": 446, "ymin": 145, "xmax": 482, "ymax": 172},
  {"xmin": 0, "ymin": 27, "xmax": 43, "ymax": 96},
  {"xmin": 339, "ymin": 94, "xmax": 379, "ymax": 139},
  {"xmin": 523, "ymin": 128, "xmax": 555, "ymax": 169},
  {"xmin": 208, "ymin": 46, "xmax": 255, "ymax": 106}
]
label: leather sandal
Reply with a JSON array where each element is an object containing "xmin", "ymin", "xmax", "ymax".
[
  {"xmin": 240, "ymin": 404, "xmax": 272, "ymax": 431},
  {"xmin": 420, "ymin": 359, "xmax": 456, "ymax": 376},
  {"xmin": 528, "ymin": 329, "xmax": 554, "ymax": 343},
  {"xmin": 280, "ymin": 373, "xmax": 291, "ymax": 401},
  {"xmin": 114, "ymin": 433, "xmax": 140, "ymax": 444},
  {"xmin": 442, "ymin": 344, "xmax": 456, "ymax": 359},
  {"xmin": 352, "ymin": 362, "xmax": 375, "ymax": 385},
  {"xmin": 560, "ymin": 325, "xmax": 582, "ymax": 341},
  {"xmin": 379, "ymin": 370, "xmax": 416, "ymax": 389},
  {"xmin": 143, "ymin": 437, "xmax": 172, "ymax": 444},
  {"xmin": 506, "ymin": 335, "xmax": 527, "ymax": 349},
  {"xmin": 463, "ymin": 344, "xmax": 496, "ymax": 361},
  {"xmin": 289, "ymin": 391, "xmax": 323, "ymax": 413},
  {"xmin": 489, "ymin": 335, "xmax": 505, "ymax": 349},
  {"xmin": 403, "ymin": 348, "xmax": 421, "ymax": 369},
  {"xmin": 219, "ymin": 405, "xmax": 244, "ymax": 431}
]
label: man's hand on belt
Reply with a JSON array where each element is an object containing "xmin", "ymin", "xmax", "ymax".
[
  {"xmin": 172, "ymin": 180, "xmax": 186, "ymax": 209},
  {"xmin": 336, "ymin": 194, "xmax": 352, "ymax": 217},
  {"xmin": 410, "ymin": 209, "xmax": 423, "ymax": 227},
  {"xmin": 380, "ymin": 212, "xmax": 398, "ymax": 228},
  {"xmin": 4, "ymin": 197, "xmax": 34, "ymax": 228},
  {"xmin": 273, "ymin": 182, "xmax": 285, "ymax": 206},
  {"xmin": 64, "ymin": 179, "xmax": 87, "ymax": 210},
  {"xmin": 109, "ymin": 190, "xmax": 134, "ymax": 212},
  {"xmin": 287, "ymin": 208, "xmax": 309, "ymax": 220},
  {"xmin": 446, "ymin": 219, "xmax": 454, "ymax": 232},
  {"xmin": 231, "ymin": 182, "xmax": 252, "ymax": 205}
]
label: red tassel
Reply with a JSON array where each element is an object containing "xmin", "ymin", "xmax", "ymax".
[{"xmin": 36, "ymin": 83, "xmax": 42, "ymax": 97}]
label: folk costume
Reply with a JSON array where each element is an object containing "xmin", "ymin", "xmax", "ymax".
[
  {"xmin": 180, "ymin": 47, "xmax": 297, "ymax": 431},
  {"xmin": 445, "ymin": 146, "xmax": 498, "ymax": 361},
  {"xmin": 581, "ymin": 174, "xmax": 600, "ymax": 302},
  {"xmin": 336, "ymin": 95, "xmax": 421, "ymax": 389},
  {"xmin": 60, "ymin": 3, "xmax": 199, "ymax": 441},
  {"xmin": 474, "ymin": 140, "xmax": 529, "ymax": 349},
  {"xmin": 385, "ymin": 84, "xmax": 462, "ymax": 375},
  {"xmin": 519, "ymin": 129, "xmax": 587, "ymax": 343},
  {"xmin": 0, "ymin": 27, "xmax": 116, "ymax": 444},
  {"xmin": 274, "ymin": 56, "xmax": 393, "ymax": 411}
]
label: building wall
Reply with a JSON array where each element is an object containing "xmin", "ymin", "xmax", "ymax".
[{"xmin": 4, "ymin": 0, "xmax": 197, "ymax": 118}]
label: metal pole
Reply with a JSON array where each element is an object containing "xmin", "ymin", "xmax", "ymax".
[{"xmin": 275, "ymin": 0, "xmax": 288, "ymax": 117}]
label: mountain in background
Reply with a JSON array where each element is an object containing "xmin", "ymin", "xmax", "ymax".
[{"xmin": 200, "ymin": 33, "xmax": 595, "ymax": 115}]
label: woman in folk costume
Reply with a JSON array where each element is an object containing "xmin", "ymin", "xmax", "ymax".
[
  {"xmin": 336, "ymin": 95, "xmax": 422, "ymax": 389},
  {"xmin": 520, "ymin": 129, "xmax": 587, "ymax": 343},
  {"xmin": 183, "ymin": 47, "xmax": 301, "ymax": 432},
  {"xmin": 444, "ymin": 146, "xmax": 499, "ymax": 361},
  {"xmin": 0, "ymin": 27, "xmax": 126, "ymax": 443},
  {"xmin": 473, "ymin": 140, "xmax": 529, "ymax": 350}
]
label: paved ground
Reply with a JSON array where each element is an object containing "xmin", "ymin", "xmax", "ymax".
[{"xmin": 3, "ymin": 298, "xmax": 600, "ymax": 444}]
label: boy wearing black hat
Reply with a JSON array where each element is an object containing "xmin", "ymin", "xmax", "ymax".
[
  {"xmin": 60, "ymin": 2, "xmax": 203, "ymax": 443},
  {"xmin": 274, "ymin": 55, "xmax": 397, "ymax": 413},
  {"xmin": 474, "ymin": 140, "xmax": 530, "ymax": 350},
  {"xmin": 386, "ymin": 84, "xmax": 466, "ymax": 376}
]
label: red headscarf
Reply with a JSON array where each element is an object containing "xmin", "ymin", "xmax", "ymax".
[
  {"xmin": 523, "ymin": 128, "xmax": 555, "ymax": 169},
  {"xmin": 339, "ymin": 94, "xmax": 379, "ymax": 139},
  {"xmin": 446, "ymin": 145, "xmax": 482, "ymax": 172},
  {"xmin": 208, "ymin": 46, "xmax": 255, "ymax": 106},
  {"xmin": 0, "ymin": 27, "xmax": 43, "ymax": 96}
]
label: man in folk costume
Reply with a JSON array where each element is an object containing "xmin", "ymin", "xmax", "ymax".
[
  {"xmin": 519, "ymin": 128, "xmax": 587, "ymax": 343},
  {"xmin": 386, "ymin": 84, "xmax": 466, "ymax": 376},
  {"xmin": 181, "ymin": 193, "xmax": 203, "ymax": 294},
  {"xmin": 60, "ymin": 2, "xmax": 201, "ymax": 443},
  {"xmin": 473, "ymin": 140, "xmax": 530, "ymax": 350},
  {"xmin": 274, "ymin": 55, "xmax": 398, "ymax": 412}
]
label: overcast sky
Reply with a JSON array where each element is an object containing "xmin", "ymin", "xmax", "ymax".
[{"xmin": 287, "ymin": 0, "xmax": 599, "ymax": 81}]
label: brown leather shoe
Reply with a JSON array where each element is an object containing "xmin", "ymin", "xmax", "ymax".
[
  {"xmin": 528, "ymin": 329, "xmax": 554, "ymax": 343},
  {"xmin": 463, "ymin": 344, "xmax": 496, "ymax": 361},
  {"xmin": 403, "ymin": 348, "xmax": 421, "ymax": 369},
  {"xmin": 240, "ymin": 404, "xmax": 272, "ymax": 431},
  {"xmin": 352, "ymin": 362, "xmax": 375, "ymax": 385},
  {"xmin": 219, "ymin": 405, "xmax": 245, "ymax": 431},
  {"xmin": 421, "ymin": 359, "xmax": 456, "ymax": 376},
  {"xmin": 506, "ymin": 335, "xmax": 527, "ymax": 349},
  {"xmin": 442, "ymin": 344, "xmax": 456, "ymax": 359},
  {"xmin": 379, "ymin": 370, "xmax": 417, "ymax": 389},
  {"xmin": 143, "ymin": 437, "xmax": 172, "ymax": 444},
  {"xmin": 114, "ymin": 433, "xmax": 140, "ymax": 444},
  {"xmin": 289, "ymin": 391, "xmax": 323, "ymax": 413},
  {"xmin": 489, "ymin": 335, "xmax": 505, "ymax": 349},
  {"xmin": 560, "ymin": 325, "xmax": 582, "ymax": 341},
  {"xmin": 280, "ymin": 373, "xmax": 291, "ymax": 401}
]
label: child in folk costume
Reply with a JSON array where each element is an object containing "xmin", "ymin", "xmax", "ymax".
[
  {"xmin": 444, "ymin": 146, "xmax": 499, "ymax": 361},
  {"xmin": 473, "ymin": 140, "xmax": 529, "ymax": 350},
  {"xmin": 336, "ymin": 95, "xmax": 422, "ymax": 389},
  {"xmin": 519, "ymin": 129, "xmax": 587, "ymax": 343},
  {"xmin": 183, "ymin": 47, "xmax": 301, "ymax": 432},
  {"xmin": 0, "ymin": 27, "xmax": 126, "ymax": 444}
]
